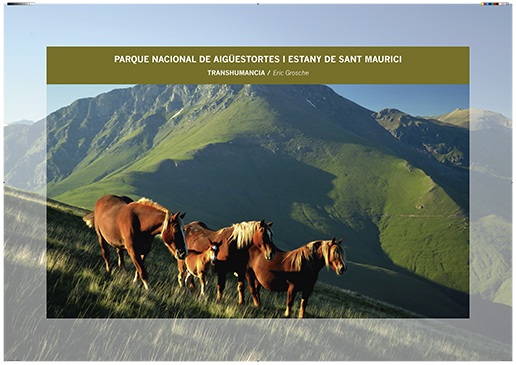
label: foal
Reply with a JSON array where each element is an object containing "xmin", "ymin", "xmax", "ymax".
[{"xmin": 184, "ymin": 240, "xmax": 221, "ymax": 295}]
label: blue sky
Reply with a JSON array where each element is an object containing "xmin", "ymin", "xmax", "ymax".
[
  {"xmin": 46, "ymin": 84, "xmax": 469, "ymax": 120},
  {"xmin": 4, "ymin": 2, "xmax": 512, "ymax": 123},
  {"xmin": 331, "ymin": 85, "xmax": 469, "ymax": 117}
]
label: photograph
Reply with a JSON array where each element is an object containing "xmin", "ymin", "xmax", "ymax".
[
  {"xmin": 3, "ymin": 1, "xmax": 512, "ymax": 361},
  {"xmin": 38, "ymin": 83, "xmax": 470, "ymax": 321}
]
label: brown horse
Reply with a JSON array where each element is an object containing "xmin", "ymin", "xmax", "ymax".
[
  {"xmin": 178, "ymin": 220, "xmax": 275, "ymax": 305},
  {"xmin": 83, "ymin": 194, "xmax": 187, "ymax": 291},
  {"xmin": 184, "ymin": 239, "xmax": 221, "ymax": 296},
  {"xmin": 246, "ymin": 237, "xmax": 347, "ymax": 318}
]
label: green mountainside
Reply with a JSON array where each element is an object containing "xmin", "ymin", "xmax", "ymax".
[
  {"xmin": 4, "ymin": 120, "xmax": 46, "ymax": 191},
  {"xmin": 431, "ymin": 108, "xmax": 511, "ymax": 308},
  {"xmin": 8, "ymin": 84, "xmax": 471, "ymax": 317}
]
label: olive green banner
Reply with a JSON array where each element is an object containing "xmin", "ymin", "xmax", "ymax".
[{"xmin": 47, "ymin": 46, "xmax": 469, "ymax": 85}]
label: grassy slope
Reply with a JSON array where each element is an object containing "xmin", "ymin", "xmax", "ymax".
[
  {"xmin": 46, "ymin": 191, "xmax": 417, "ymax": 319},
  {"xmin": 471, "ymin": 214, "xmax": 512, "ymax": 306},
  {"xmin": 4, "ymin": 186, "xmax": 510, "ymax": 361}
]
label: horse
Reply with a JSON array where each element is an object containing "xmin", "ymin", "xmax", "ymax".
[
  {"xmin": 83, "ymin": 194, "xmax": 187, "ymax": 291},
  {"xmin": 177, "ymin": 219, "xmax": 275, "ymax": 305},
  {"xmin": 184, "ymin": 239, "xmax": 221, "ymax": 296},
  {"xmin": 246, "ymin": 237, "xmax": 347, "ymax": 318}
]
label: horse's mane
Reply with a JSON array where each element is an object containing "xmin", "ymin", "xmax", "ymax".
[
  {"xmin": 283, "ymin": 240, "xmax": 345, "ymax": 271},
  {"xmin": 136, "ymin": 198, "xmax": 185, "ymax": 237},
  {"xmin": 283, "ymin": 241, "xmax": 320, "ymax": 271},
  {"xmin": 136, "ymin": 197, "xmax": 169, "ymax": 213},
  {"xmin": 333, "ymin": 243, "xmax": 346, "ymax": 263},
  {"xmin": 228, "ymin": 221, "xmax": 271, "ymax": 249}
]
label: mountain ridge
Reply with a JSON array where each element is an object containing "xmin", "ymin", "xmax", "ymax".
[
  {"xmin": 432, "ymin": 108, "xmax": 512, "ymax": 130},
  {"xmin": 373, "ymin": 108, "xmax": 469, "ymax": 168},
  {"xmin": 5, "ymin": 84, "xmax": 474, "ymax": 317}
]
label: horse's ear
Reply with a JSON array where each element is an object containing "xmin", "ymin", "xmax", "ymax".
[
  {"xmin": 171, "ymin": 211, "xmax": 181, "ymax": 221},
  {"xmin": 337, "ymin": 238, "xmax": 343, "ymax": 245},
  {"xmin": 331, "ymin": 236, "xmax": 336, "ymax": 244},
  {"xmin": 260, "ymin": 219, "xmax": 266, "ymax": 226},
  {"xmin": 180, "ymin": 212, "xmax": 186, "ymax": 220},
  {"xmin": 268, "ymin": 221, "xmax": 273, "ymax": 227}
]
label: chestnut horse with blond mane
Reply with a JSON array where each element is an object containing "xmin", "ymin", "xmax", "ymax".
[
  {"xmin": 178, "ymin": 220, "xmax": 275, "ymax": 305},
  {"xmin": 83, "ymin": 194, "xmax": 187, "ymax": 291},
  {"xmin": 246, "ymin": 237, "xmax": 347, "ymax": 318}
]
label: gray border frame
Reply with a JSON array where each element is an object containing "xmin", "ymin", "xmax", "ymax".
[{"xmin": 4, "ymin": 3, "xmax": 512, "ymax": 361}]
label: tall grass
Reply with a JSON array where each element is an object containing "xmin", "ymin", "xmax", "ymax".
[
  {"xmin": 46, "ymin": 197, "xmax": 416, "ymax": 319},
  {"xmin": 4, "ymin": 187, "xmax": 511, "ymax": 361}
]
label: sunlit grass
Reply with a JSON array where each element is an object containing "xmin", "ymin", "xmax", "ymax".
[
  {"xmin": 4, "ymin": 187, "xmax": 511, "ymax": 361},
  {"xmin": 45, "ymin": 189, "xmax": 420, "ymax": 320}
]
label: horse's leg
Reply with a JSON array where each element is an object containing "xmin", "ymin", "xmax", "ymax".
[
  {"xmin": 132, "ymin": 254, "xmax": 144, "ymax": 283},
  {"xmin": 284, "ymin": 283, "xmax": 296, "ymax": 318},
  {"xmin": 133, "ymin": 253, "xmax": 139, "ymax": 285},
  {"xmin": 97, "ymin": 234, "xmax": 112, "ymax": 274},
  {"xmin": 255, "ymin": 279, "xmax": 261, "ymax": 297},
  {"xmin": 185, "ymin": 272, "xmax": 195, "ymax": 293},
  {"xmin": 299, "ymin": 285, "xmax": 314, "ymax": 318},
  {"xmin": 199, "ymin": 272, "xmax": 206, "ymax": 295},
  {"xmin": 236, "ymin": 269, "xmax": 246, "ymax": 306},
  {"xmin": 117, "ymin": 248, "xmax": 126, "ymax": 271},
  {"xmin": 178, "ymin": 260, "xmax": 196, "ymax": 289},
  {"xmin": 246, "ymin": 269, "xmax": 261, "ymax": 307},
  {"xmin": 216, "ymin": 271, "xmax": 226, "ymax": 303},
  {"xmin": 126, "ymin": 245, "xmax": 150, "ymax": 291},
  {"xmin": 177, "ymin": 259, "xmax": 186, "ymax": 287},
  {"xmin": 132, "ymin": 256, "xmax": 143, "ymax": 283}
]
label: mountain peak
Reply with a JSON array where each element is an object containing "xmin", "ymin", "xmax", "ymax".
[
  {"xmin": 433, "ymin": 108, "xmax": 512, "ymax": 130},
  {"xmin": 374, "ymin": 107, "xmax": 469, "ymax": 168},
  {"xmin": 374, "ymin": 108, "xmax": 405, "ymax": 119},
  {"xmin": 5, "ymin": 119, "xmax": 34, "ymax": 126}
]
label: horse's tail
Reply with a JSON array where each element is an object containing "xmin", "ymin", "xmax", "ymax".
[{"xmin": 83, "ymin": 211, "xmax": 95, "ymax": 228}]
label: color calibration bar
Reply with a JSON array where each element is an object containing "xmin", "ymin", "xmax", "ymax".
[{"xmin": 481, "ymin": 2, "xmax": 509, "ymax": 4}]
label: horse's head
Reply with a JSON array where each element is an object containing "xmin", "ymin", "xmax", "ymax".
[
  {"xmin": 206, "ymin": 239, "xmax": 222, "ymax": 265},
  {"xmin": 162, "ymin": 211, "xmax": 188, "ymax": 260},
  {"xmin": 325, "ymin": 237, "xmax": 347, "ymax": 275},
  {"xmin": 252, "ymin": 219, "xmax": 276, "ymax": 260}
]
